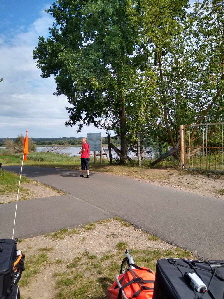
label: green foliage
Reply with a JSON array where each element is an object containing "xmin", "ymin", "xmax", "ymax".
[
  {"xmin": 33, "ymin": 0, "xmax": 188, "ymax": 162},
  {"xmin": 140, "ymin": 0, "xmax": 224, "ymax": 149},
  {"xmin": 33, "ymin": 137, "xmax": 82, "ymax": 146},
  {"xmin": 3, "ymin": 135, "xmax": 36, "ymax": 154},
  {"xmin": 33, "ymin": 0, "xmax": 223, "ymax": 164}
]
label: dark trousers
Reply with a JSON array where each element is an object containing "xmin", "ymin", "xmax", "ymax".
[{"xmin": 81, "ymin": 158, "xmax": 90, "ymax": 170}]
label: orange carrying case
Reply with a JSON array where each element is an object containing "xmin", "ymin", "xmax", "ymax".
[{"xmin": 108, "ymin": 266, "xmax": 155, "ymax": 299}]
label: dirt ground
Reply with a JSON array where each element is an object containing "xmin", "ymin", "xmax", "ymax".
[
  {"xmin": 20, "ymin": 219, "xmax": 179, "ymax": 299},
  {"xmin": 1, "ymin": 168, "xmax": 223, "ymax": 299},
  {"xmin": 138, "ymin": 168, "xmax": 224, "ymax": 199},
  {"xmin": 0, "ymin": 181, "xmax": 62, "ymax": 204}
]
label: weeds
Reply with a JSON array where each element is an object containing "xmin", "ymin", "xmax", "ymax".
[
  {"xmin": 52, "ymin": 244, "xmax": 193, "ymax": 299},
  {"xmin": 0, "ymin": 171, "xmax": 29, "ymax": 195},
  {"xmin": 148, "ymin": 235, "xmax": 160, "ymax": 241},
  {"xmin": 47, "ymin": 228, "xmax": 79, "ymax": 240},
  {"xmin": 113, "ymin": 217, "xmax": 132, "ymax": 227},
  {"xmin": 116, "ymin": 241, "xmax": 128, "ymax": 251},
  {"xmin": 38, "ymin": 247, "xmax": 54, "ymax": 252},
  {"xmin": 20, "ymin": 253, "xmax": 49, "ymax": 287},
  {"xmin": 217, "ymin": 189, "xmax": 224, "ymax": 196},
  {"xmin": 19, "ymin": 219, "xmax": 194, "ymax": 299},
  {"xmin": 47, "ymin": 223, "xmax": 98, "ymax": 240},
  {"xmin": 82, "ymin": 223, "xmax": 96, "ymax": 231}
]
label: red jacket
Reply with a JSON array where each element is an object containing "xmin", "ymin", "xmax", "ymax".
[{"xmin": 81, "ymin": 143, "xmax": 90, "ymax": 158}]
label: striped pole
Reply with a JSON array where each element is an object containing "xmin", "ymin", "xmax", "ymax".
[
  {"xmin": 12, "ymin": 131, "xmax": 28, "ymax": 239},
  {"xmin": 12, "ymin": 154, "xmax": 25, "ymax": 239}
]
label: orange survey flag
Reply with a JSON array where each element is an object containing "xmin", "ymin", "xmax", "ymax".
[{"xmin": 23, "ymin": 131, "xmax": 29, "ymax": 161}]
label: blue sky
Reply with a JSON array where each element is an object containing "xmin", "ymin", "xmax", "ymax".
[
  {"xmin": 0, "ymin": 1, "xmax": 194, "ymax": 139},
  {"xmin": 0, "ymin": 0, "xmax": 107, "ymax": 138}
]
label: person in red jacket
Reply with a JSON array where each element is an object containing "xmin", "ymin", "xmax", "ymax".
[{"xmin": 79, "ymin": 137, "xmax": 90, "ymax": 178}]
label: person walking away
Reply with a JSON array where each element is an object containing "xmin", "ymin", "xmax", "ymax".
[{"xmin": 79, "ymin": 138, "xmax": 90, "ymax": 178}]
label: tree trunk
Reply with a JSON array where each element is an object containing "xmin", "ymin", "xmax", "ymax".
[
  {"xmin": 119, "ymin": 98, "xmax": 127, "ymax": 164},
  {"xmin": 109, "ymin": 143, "xmax": 132, "ymax": 161},
  {"xmin": 150, "ymin": 142, "xmax": 180, "ymax": 167},
  {"xmin": 157, "ymin": 48, "xmax": 176, "ymax": 148}
]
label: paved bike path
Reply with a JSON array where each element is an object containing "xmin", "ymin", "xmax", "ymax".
[{"xmin": 1, "ymin": 166, "xmax": 224, "ymax": 260}]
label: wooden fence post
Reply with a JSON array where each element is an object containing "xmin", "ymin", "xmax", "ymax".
[{"xmin": 180, "ymin": 125, "xmax": 185, "ymax": 169}]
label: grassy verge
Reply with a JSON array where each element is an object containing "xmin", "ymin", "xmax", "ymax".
[
  {"xmin": 19, "ymin": 219, "xmax": 194, "ymax": 299},
  {"xmin": 0, "ymin": 170, "xmax": 29, "ymax": 196},
  {"xmin": 0, "ymin": 151, "xmax": 81, "ymax": 167}
]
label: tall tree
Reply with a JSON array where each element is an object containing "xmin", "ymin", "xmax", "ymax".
[
  {"xmin": 33, "ymin": 0, "xmax": 188, "ymax": 163},
  {"xmin": 188, "ymin": 0, "xmax": 224, "ymax": 124},
  {"xmin": 140, "ymin": 0, "xmax": 189, "ymax": 148},
  {"xmin": 145, "ymin": 0, "xmax": 224, "ymax": 153}
]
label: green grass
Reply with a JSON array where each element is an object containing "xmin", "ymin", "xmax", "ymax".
[
  {"xmin": 115, "ymin": 241, "xmax": 128, "ymax": 251},
  {"xmin": 148, "ymin": 235, "xmax": 160, "ymax": 241},
  {"xmin": 0, "ymin": 170, "xmax": 29, "ymax": 195},
  {"xmin": 217, "ymin": 189, "xmax": 224, "ymax": 196},
  {"xmin": 19, "ymin": 219, "xmax": 194, "ymax": 299},
  {"xmin": 28, "ymin": 152, "xmax": 80, "ymax": 165},
  {"xmin": 19, "ymin": 244, "xmax": 194, "ymax": 299},
  {"xmin": 186, "ymin": 152, "xmax": 224, "ymax": 172},
  {"xmin": 18, "ymin": 218, "xmax": 195, "ymax": 299},
  {"xmin": 82, "ymin": 223, "xmax": 96, "ymax": 231},
  {"xmin": 46, "ymin": 228, "xmax": 79, "ymax": 240},
  {"xmin": 52, "ymin": 243, "xmax": 193, "ymax": 299},
  {"xmin": 46, "ymin": 223, "xmax": 98, "ymax": 240},
  {"xmin": 0, "ymin": 152, "xmax": 23, "ymax": 164},
  {"xmin": 113, "ymin": 217, "xmax": 132, "ymax": 227},
  {"xmin": 0, "ymin": 151, "xmax": 81, "ymax": 167},
  {"xmin": 20, "ymin": 253, "xmax": 49, "ymax": 287}
]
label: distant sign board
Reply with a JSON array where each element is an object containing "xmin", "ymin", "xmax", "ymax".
[{"xmin": 87, "ymin": 133, "xmax": 101, "ymax": 152}]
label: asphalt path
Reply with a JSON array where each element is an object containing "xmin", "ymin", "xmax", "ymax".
[{"xmin": 1, "ymin": 165, "xmax": 224, "ymax": 260}]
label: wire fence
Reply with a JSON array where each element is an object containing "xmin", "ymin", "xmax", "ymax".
[{"xmin": 181, "ymin": 123, "xmax": 224, "ymax": 172}]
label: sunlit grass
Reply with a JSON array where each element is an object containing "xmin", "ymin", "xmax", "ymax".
[
  {"xmin": 19, "ymin": 219, "xmax": 195, "ymax": 299},
  {"xmin": 0, "ymin": 170, "xmax": 29, "ymax": 195},
  {"xmin": 0, "ymin": 151, "xmax": 81, "ymax": 167},
  {"xmin": 20, "ymin": 253, "xmax": 50, "ymax": 287},
  {"xmin": 51, "ymin": 232, "xmax": 193, "ymax": 299}
]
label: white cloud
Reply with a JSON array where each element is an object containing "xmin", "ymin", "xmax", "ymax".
[
  {"xmin": 0, "ymin": 8, "xmax": 108, "ymax": 138},
  {"xmin": 0, "ymin": 65, "xmax": 77, "ymax": 134},
  {"xmin": 0, "ymin": 116, "xmax": 107, "ymax": 138}
]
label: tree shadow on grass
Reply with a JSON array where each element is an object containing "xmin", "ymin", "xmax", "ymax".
[{"xmin": 91, "ymin": 277, "xmax": 114, "ymax": 299}]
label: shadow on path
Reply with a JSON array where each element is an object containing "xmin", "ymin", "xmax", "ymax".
[{"xmin": 4, "ymin": 165, "xmax": 93, "ymax": 178}]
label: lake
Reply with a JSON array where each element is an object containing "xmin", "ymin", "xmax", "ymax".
[
  {"xmin": 0, "ymin": 146, "xmax": 155, "ymax": 159},
  {"xmin": 36, "ymin": 146, "xmax": 155, "ymax": 159},
  {"xmin": 36, "ymin": 146, "xmax": 113, "ymax": 157}
]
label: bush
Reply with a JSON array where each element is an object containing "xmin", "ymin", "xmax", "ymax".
[{"xmin": 3, "ymin": 135, "xmax": 36, "ymax": 154}]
